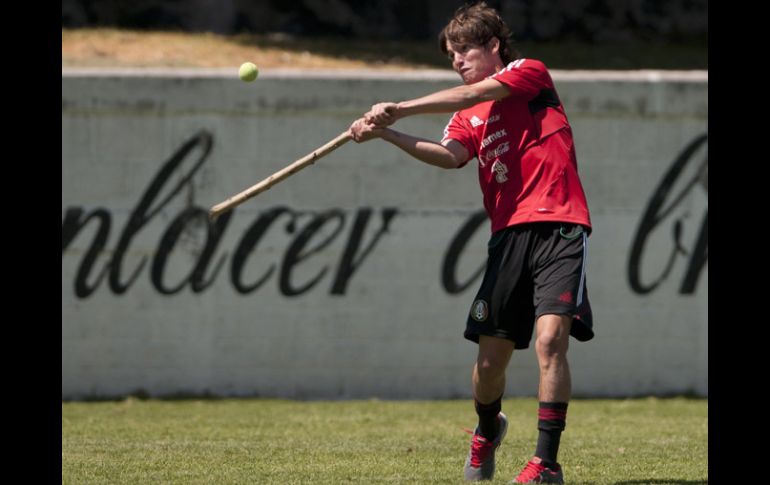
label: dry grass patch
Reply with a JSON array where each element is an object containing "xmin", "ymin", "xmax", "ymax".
[{"xmin": 62, "ymin": 28, "xmax": 442, "ymax": 70}]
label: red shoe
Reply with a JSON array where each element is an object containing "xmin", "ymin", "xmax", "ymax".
[
  {"xmin": 462, "ymin": 412, "xmax": 508, "ymax": 481},
  {"xmin": 511, "ymin": 458, "xmax": 564, "ymax": 484}
]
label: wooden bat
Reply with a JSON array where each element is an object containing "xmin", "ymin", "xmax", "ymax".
[{"xmin": 209, "ymin": 130, "xmax": 352, "ymax": 221}]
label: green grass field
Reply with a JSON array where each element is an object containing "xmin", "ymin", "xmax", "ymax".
[{"xmin": 62, "ymin": 397, "xmax": 707, "ymax": 484}]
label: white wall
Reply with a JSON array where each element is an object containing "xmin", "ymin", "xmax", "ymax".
[{"xmin": 62, "ymin": 69, "xmax": 708, "ymax": 399}]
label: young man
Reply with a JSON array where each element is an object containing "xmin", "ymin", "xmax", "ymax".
[{"xmin": 349, "ymin": 2, "xmax": 594, "ymax": 484}]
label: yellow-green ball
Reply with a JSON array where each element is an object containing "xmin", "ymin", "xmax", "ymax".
[{"xmin": 239, "ymin": 62, "xmax": 258, "ymax": 82}]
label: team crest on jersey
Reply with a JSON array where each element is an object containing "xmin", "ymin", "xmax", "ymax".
[
  {"xmin": 471, "ymin": 299, "xmax": 489, "ymax": 322},
  {"xmin": 491, "ymin": 160, "xmax": 509, "ymax": 183}
]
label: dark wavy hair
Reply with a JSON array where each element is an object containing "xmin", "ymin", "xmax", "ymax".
[{"xmin": 438, "ymin": 2, "xmax": 519, "ymax": 65}]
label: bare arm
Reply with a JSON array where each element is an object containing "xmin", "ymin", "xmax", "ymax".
[
  {"xmin": 365, "ymin": 78, "xmax": 510, "ymax": 126},
  {"xmin": 349, "ymin": 118, "xmax": 468, "ymax": 169},
  {"xmin": 380, "ymin": 129, "xmax": 468, "ymax": 169}
]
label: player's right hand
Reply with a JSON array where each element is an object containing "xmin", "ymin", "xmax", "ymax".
[{"xmin": 349, "ymin": 118, "xmax": 384, "ymax": 143}]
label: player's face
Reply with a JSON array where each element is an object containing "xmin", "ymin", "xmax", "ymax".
[{"xmin": 445, "ymin": 39, "xmax": 502, "ymax": 84}]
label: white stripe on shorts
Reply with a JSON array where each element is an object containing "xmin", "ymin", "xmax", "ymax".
[{"xmin": 576, "ymin": 232, "xmax": 587, "ymax": 306}]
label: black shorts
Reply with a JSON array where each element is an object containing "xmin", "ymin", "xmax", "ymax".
[{"xmin": 464, "ymin": 222, "xmax": 594, "ymax": 349}]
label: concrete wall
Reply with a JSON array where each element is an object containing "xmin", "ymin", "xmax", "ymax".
[{"xmin": 62, "ymin": 68, "xmax": 708, "ymax": 399}]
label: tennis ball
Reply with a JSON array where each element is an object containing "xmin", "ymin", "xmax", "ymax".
[{"xmin": 239, "ymin": 62, "xmax": 258, "ymax": 82}]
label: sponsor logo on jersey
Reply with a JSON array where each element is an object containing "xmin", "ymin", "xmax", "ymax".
[
  {"xmin": 481, "ymin": 141, "xmax": 510, "ymax": 163},
  {"xmin": 480, "ymin": 129, "xmax": 508, "ymax": 149},
  {"xmin": 471, "ymin": 114, "xmax": 501, "ymax": 128}
]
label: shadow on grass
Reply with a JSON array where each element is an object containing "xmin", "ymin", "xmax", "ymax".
[
  {"xmin": 62, "ymin": 389, "xmax": 229, "ymax": 402},
  {"xmin": 613, "ymin": 481, "xmax": 707, "ymax": 484},
  {"xmin": 228, "ymin": 33, "xmax": 707, "ymax": 70}
]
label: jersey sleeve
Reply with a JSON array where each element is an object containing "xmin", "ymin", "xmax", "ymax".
[
  {"xmin": 493, "ymin": 58, "xmax": 569, "ymax": 140},
  {"xmin": 491, "ymin": 59, "xmax": 552, "ymax": 101},
  {"xmin": 441, "ymin": 111, "xmax": 475, "ymax": 168}
]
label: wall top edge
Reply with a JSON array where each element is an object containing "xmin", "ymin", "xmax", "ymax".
[{"xmin": 62, "ymin": 67, "xmax": 708, "ymax": 83}]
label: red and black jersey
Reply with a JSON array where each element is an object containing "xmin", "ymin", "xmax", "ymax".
[{"xmin": 442, "ymin": 59, "xmax": 592, "ymax": 234}]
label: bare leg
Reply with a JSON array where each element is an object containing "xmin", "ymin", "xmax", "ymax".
[
  {"xmin": 473, "ymin": 335, "xmax": 515, "ymax": 403},
  {"xmin": 535, "ymin": 314, "xmax": 572, "ymax": 402},
  {"xmin": 464, "ymin": 337, "xmax": 516, "ymax": 480},
  {"xmin": 530, "ymin": 313, "xmax": 572, "ymax": 470}
]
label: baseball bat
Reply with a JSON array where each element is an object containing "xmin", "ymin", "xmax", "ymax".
[{"xmin": 209, "ymin": 130, "xmax": 352, "ymax": 221}]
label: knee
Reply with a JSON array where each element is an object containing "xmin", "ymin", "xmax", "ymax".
[
  {"xmin": 535, "ymin": 331, "xmax": 569, "ymax": 361},
  {"xmin": 476, "ymin": 355, "xmax": 508, "ymax": 382}
]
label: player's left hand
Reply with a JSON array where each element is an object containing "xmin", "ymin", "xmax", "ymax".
[{"xmin": 365, "ymin": 102, "xmax": 398, "ymax": 127}]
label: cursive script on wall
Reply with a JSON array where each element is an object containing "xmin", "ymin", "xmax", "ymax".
[
  {"xmin": 63, "ymin": 130, "xmax": 708, "ymax": 300},
  {"xmin": 62, "ymin": 131, "xmax": 398, "ymax": 299},
  {"xmin": 627, "ymin": 133, "xmax": 708, "ymax": 295}
]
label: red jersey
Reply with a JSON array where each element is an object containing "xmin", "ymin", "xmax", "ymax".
[{"xmin": 442, "ymin": 59, "xmax": 592, "ymax": 234}]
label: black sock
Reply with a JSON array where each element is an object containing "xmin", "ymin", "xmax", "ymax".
[
  {"xmin": 475, "ymin": 395, "xmax": 502, "ymax": 440},
  {"xmin": 534, "ymin": 401, "xmax": 568, "ymax": 466}
]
